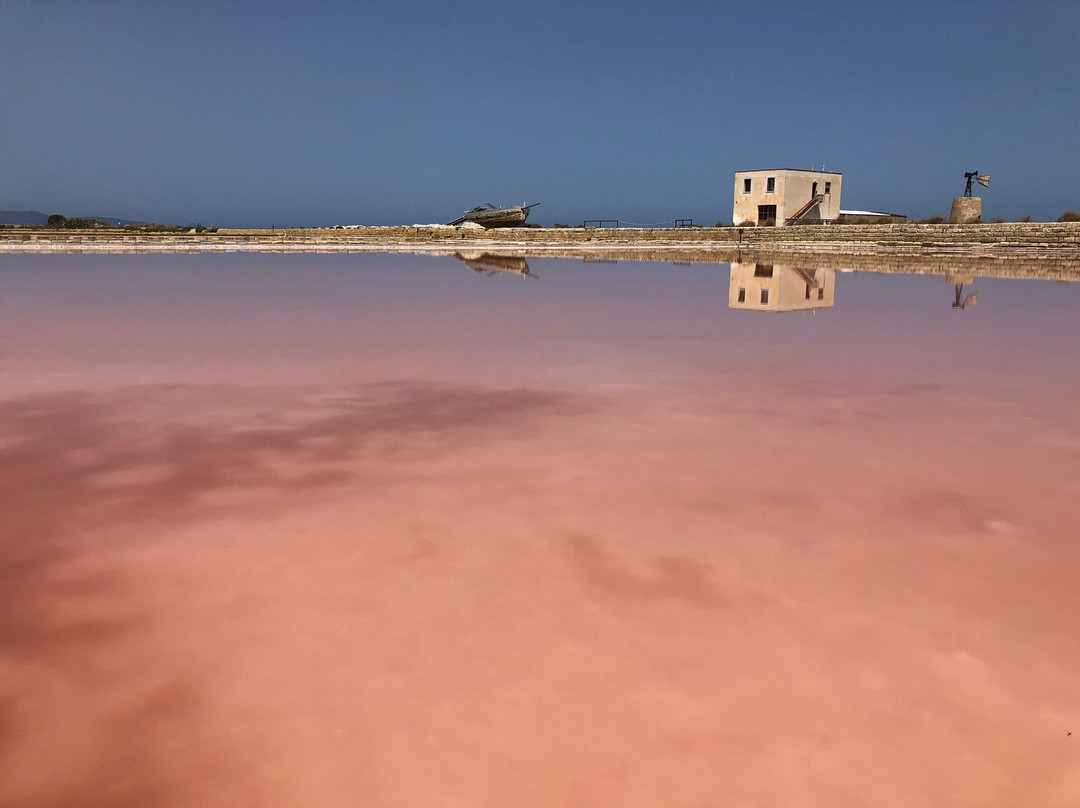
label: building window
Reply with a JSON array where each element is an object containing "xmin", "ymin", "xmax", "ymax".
[
  {"xmin": 766, "ymin": 177, "xmax": 776, "ymax": 193},
  {"xmin": 754, "ymin": 263, "xmax": 773, "ymax": 278},
  {"xmin": 756, "ymin": 205, "xmax": 777, "ymax": 226},
  {"xmin": 818, "ymin": 288, "xmax": 825, "ymax": 300},
  {"xmin": 825, "ymin": 181, "xmax": 832, "ymax": 194},
  {"xmin": 737, "ymin": 288, "xmax": 746, "ymax": 303},
  {"xmin": 805, "ymin": 284, "xmax": 811, "ymax": 300},
  {"xmin": 760, "ymin": 289, "xmax": 769, "ymax": 305},
  {"xmin": 743, "ymin": 178, "xmax": 752, "ymax": 194}
]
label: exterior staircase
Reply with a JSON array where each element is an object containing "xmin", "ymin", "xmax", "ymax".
[{"xmin": 787, "ymin": 194, "xmax": 825, "ymax": 223}]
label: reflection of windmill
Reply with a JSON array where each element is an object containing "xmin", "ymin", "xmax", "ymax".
[
  {"xmin": 952, "ymin": 284, "xmax": 978, "ymax": 309},
  {"xmin": 947, "ymin": 272, "xmax": 978, "ymax": 309},
  {"xmin": 963, "ymin": 171, "xmax": 990, "ymax": 197}
]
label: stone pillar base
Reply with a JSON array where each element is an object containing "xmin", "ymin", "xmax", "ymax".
[{"xmin": 950, "ymin": 197, "xmax": 982, "ymax": 224}]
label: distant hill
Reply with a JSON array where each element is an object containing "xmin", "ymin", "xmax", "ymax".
[
  {"xmin": 0, "ymin": 210, "xmax": 145, "ymax": 226},
  {"xmin": 0, "ymin": 210, "xmax": 50, "ymax": 225}
]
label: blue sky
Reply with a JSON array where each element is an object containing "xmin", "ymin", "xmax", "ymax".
[{"xmin": 1, "ymin": 0, "xmax": 1077, "ymax": 227}]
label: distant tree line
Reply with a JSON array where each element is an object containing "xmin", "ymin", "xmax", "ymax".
[
  {"xmin": 41, "ymin": 214, "xmax": 217, "ymax": 233},
  {"xmin": 46, "ymin": 214, "xmax": 106, "ymax": 229}
]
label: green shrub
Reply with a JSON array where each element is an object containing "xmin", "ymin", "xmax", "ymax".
[
  {"xmin": 915, "ymin": 216, "xmax": 946, "ymax": 224},
  {"xmin": 122, "ymin": 223, "xmax": 187, "ymax": 232},
  {"xmin": 1019, "ymin": 215, "xmax": 1032, "ymax": 223},
  {"xmin": 1058, "ymin": 210, "xmax": 1080, "ymax": 222}
]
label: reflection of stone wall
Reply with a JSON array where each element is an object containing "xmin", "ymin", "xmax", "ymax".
[
  {"xmin": 714, "ymin": 248, "xmax": 1080, "ymax": 281},
  {"xmin": 551, "ymin": 248, "xmax": 1079, "ymax": 281}
]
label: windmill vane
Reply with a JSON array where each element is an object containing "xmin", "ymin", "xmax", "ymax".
[{"xmin": 964, "ymin": 171, "xmax": 991, "ymax": 197}]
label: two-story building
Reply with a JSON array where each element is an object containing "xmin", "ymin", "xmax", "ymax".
[{"xmin": 732, "ymin": 169, "xmax": 842, "ymax": 226}]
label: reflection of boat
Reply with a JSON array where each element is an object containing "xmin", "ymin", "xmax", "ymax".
[
  {"xmin": 448, "ymin": 203, "xmax": 539, "ymax": 228},
  {"xmin": 729, "ymin": 262, "xmax": 835, "ymax": 312},
  {"xmin": 454, "ymin": 251, "xmax": 537, "ymax": 278}
]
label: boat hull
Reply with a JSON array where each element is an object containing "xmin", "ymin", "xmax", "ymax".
[{"xmin": 449, "ymin": 204, "xmax": 535, "ymax": 228}]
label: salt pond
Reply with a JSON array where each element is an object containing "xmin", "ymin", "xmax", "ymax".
[{"xmin": 1, "ymin": 252, "xmax": 1078, "ymax": 807}]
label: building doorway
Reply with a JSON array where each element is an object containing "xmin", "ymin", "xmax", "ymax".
[{"xmin": 757, "ymin": 205, "xmax": 777, "ymax": 226}]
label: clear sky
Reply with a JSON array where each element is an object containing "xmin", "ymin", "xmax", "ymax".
[{"xmin": 1, "ymin": 0, "xmax": 1077, "ymax": 227}]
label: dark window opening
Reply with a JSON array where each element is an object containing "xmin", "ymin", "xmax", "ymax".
[
  {"xmin": 824, "ymin": 181, "xmax": 832, "ymax": 194},
  {"xmin": 756, "ymin": 205, "xmax": 777, "ymax": 226},
  {"xmin": 805, "ymin": 284, "xmax": 811, "ymax": 300},
  {"xmin": 760, "ymin": 289, "xmax": 770, "ymax": 305},
  {"xmin": 737, "ymin": 288, "xmax": 746, "ymax": 303},
  {"xmin": 818, "ymin": 288, "xmax": 825, "ymax": 300},
  {"xmin": 754, "ymin": 264, "xmax": 773, "ymax": 278},
  {"xmin": 743, "ymin": 178, "xmax": 752, "ymax": 193},
  {"xmin": 812, "ymin": 181, "xmax": 818, "ymax": 197},
  {"xmin": 766, "ymin": 177, "xmax": 776, "ymax": 193}
]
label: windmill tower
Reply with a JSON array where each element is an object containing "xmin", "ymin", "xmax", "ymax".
[{"xmin": 949, "ymin": 171, "xmax": 990, "ymax": 223}]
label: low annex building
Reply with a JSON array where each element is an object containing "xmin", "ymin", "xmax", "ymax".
[
  {"xmin": 837, "ymin": 209, "xmax": 907, "ymax": 224},
  {"xmin": 733, "ymin": 169, "xmax": 842, "ymax": 226}
]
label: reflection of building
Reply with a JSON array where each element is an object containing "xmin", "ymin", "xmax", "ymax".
[
  {"xmin": 728, "ymin": 262, "xmax": 836, "ymax": 312},
  {"xmin": 733, "ymin": 169, "xmax": 842, "ymax": 226}
]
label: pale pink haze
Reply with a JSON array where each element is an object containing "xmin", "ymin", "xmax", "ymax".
[{"xmin": 1, "ymin": 253, "xmax": 1078, "ymax": 807}]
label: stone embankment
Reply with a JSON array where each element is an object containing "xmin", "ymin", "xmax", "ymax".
[{"xmin": 2, "ymin": 223, "xmax": 1079, "ymax": 281}]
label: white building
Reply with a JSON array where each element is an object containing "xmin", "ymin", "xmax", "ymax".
[{"xmin": 732, "ymin": 169, "xmax": 842, "ymax": 226}]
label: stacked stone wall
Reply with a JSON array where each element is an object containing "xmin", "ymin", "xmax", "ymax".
[{"xmin": 3, "ymin": 222, "xmax": 1079, "ymax": 259}]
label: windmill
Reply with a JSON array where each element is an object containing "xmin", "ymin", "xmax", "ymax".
[
  {"xmin": 951, "ymin": 171, "xmax": 991, "ymax": 222},
  {"xmin": 963, "ymin": 171, "xmax": 991, "ymax": 197}
]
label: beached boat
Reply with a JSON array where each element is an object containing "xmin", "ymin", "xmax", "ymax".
[{"xmin": 448, "ymin": 203, "xmax": 538, "ymax": 228}]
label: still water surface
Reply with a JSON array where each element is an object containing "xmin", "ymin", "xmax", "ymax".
[{"xmin": 1, "ymin": 253, "xmax": 1078, "ymax": 807}]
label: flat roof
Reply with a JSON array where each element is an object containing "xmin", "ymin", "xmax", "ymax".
[{"xmin": 735, "ymin": 168, "xmax": 843, "ymax": 175}]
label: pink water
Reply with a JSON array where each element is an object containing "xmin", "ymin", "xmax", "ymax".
[{"xmin": 2, "ymin": 253, "xmax": 1078, "ymax": 807}]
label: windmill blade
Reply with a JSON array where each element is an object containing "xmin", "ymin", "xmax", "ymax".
[{"xmin": 977, "ymin": 174, "xmax": 990, "ymax": 188}]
